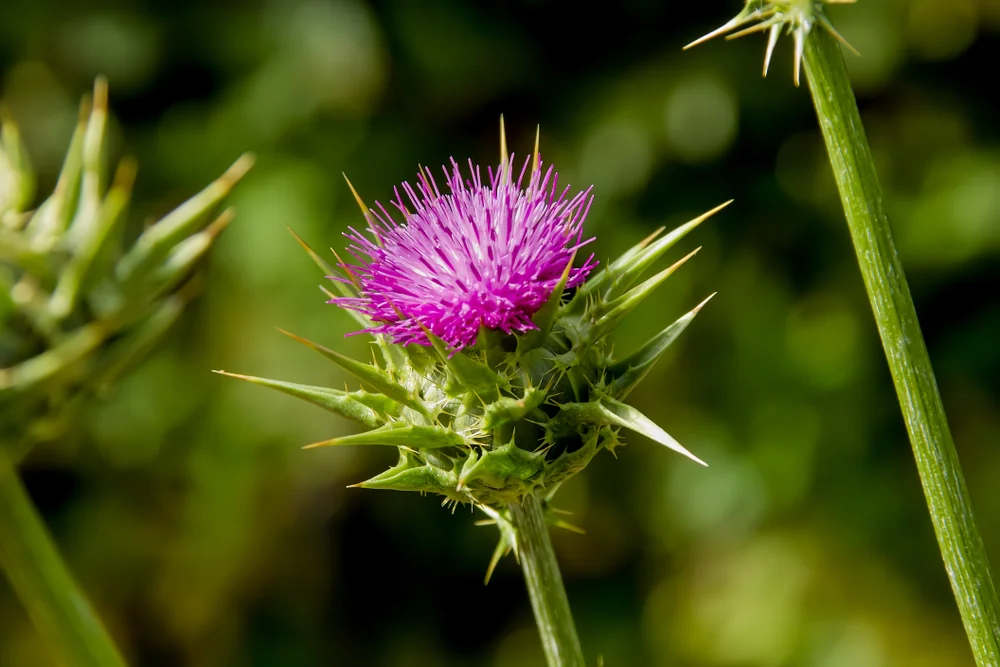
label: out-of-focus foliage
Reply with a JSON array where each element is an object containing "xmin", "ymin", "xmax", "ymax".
[{"xmin": 1, "ymin": 0, "xmax": 998, "ymax": 665}]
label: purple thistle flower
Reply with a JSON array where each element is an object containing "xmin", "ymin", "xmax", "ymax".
[{"xmin": 332, "ymin": 156, "xmax": 597, "ymax": 348}]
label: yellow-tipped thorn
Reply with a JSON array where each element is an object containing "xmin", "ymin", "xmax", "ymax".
[
  {"xmin": 638, "ymin": 225, "xmax": 666, "ymax": 249},
  {"xmin": 342, "ymin": 173, "xmax": 370, "ymax": 220},
  {"xmin": 499, "ymin": 114, "xmax": 508, "ymax": 167},
  {"xmin": 531, "ymin": 124, "xmax": 541, "ymax": 180},
  {"xmin": 691, "ymin": 292, "xmax": 718, "ymax": 315},
  {"xmin": 221, "ymin": 153, "xmax": 256, "ymax": 189},
  {"xmin": 331, "ymin": 246, "xmax": 361, "ymax": 289},
  {"xmin": 666, "ymin": 247, "xmax": 703, "ymax": 276},
  {"xmin": 205, "ymin": 208, "xmax": 236, "ymax": 238},
  {"xmin": 689, "ymin": 199, "xmax": 734, "ymax": 228},
  {"xmin": 302, "ymin": 438, "xmax": 341, "ymax": 450},
  {"xmin": 92, "ymin": 76, "xmax": 109, "ymax": 113}
]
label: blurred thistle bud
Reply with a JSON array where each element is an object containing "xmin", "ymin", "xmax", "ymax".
[
  {"xmin": 220, "ymin": 121, "xmax": 726, "ymax": 577},
  {"xmin": 0, "ymin": 78, "xmax": 252, "ymax": 457},
  {"xmin": 685, "ymin": 0, "xmax": 858, "ymax": 86}
]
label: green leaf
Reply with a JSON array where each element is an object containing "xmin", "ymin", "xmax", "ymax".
[
  {"xmin": 605, "ymin": 294, "xmax": 714, "ymax": 399},
  {"xmin": 278, "ymin": 329, "xmax": 429, "ymax": 416},
  {"xmin": 213, "ymin": 371, "xmax": 386, "ymax": 428},
  {"xmin": 303, "ymin": 421, "xmax": 471, "ymax": 449}
]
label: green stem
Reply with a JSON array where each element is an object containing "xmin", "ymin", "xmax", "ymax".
[
  {"xmin": 803, "ymin": 26, "xmax": 1000, "ymax": 666},
  {"xmin": 0, "ymin": 453, "xmax": 128, "ymax": 667},
  {"xmin": 508, "ymin": 493, "xmax": 585, "ymax": 667}
]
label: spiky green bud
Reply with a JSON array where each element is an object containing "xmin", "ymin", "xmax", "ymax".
[{"xmin": 0, "ymin": 78, "xmax": 251, "ymax": 457}]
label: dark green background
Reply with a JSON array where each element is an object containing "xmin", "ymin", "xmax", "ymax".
[{"xmin": 2, "ymin": 0, "xmax": 999, "ymax": 664}]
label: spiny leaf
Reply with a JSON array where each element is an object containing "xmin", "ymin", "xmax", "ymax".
[
  {"xmin": 351, "ymin": 451, "xmax": 465, "ymax": 502},
  {"xmin": 278, "ymin": 329, "xmax": 428, "ymax": 416},
  {"xmin": 555, "ymin": 396, "xmax": 706, "ymax": 466},
  {"xmin": 588, "ymin": 248, "xmax": 700, "ymax": 342},
  {"xmin": 605, "ymin": 293, "xmax": 715, "ymax": 399},
  {"xmin": 598, "ymin": 395, "xmax": 706, "ymax": 466},
  {"xmin": 213, "ymin": 371, "xmax": 386, "ymax": 428},
  {"xmin": 306, "ymin": 422, "xmax": 470, "ymax": 449}
]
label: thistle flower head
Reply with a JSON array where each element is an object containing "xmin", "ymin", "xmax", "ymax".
[
  {"xmin": 333, "ymin": 158, "xmax": 596, "ymax": 349},
  {"xmin": 685, "ymin": 0, "xmax": 858, "ymax": 86},
  {"xmin": 219, "ymin": 123, "xmax": 729, "ymax": 576}
]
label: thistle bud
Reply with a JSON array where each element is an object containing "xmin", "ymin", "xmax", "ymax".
[
  {"xmin": 0, "ymin": 78, "xmax": 251, "ymax": 456},
  {"xmin": 220, "ymin": 123, "xmax": 728, "ymax": 566}
]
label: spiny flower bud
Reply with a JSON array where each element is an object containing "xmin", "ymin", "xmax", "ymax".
[
  {"xmin": 685, "ymin": 0, "xmax": 858, "ymax": 86},
  {"xmin": 219, "ymin": 122, "xmax": 728, "ymax": 574},
  {"xmin": 0, "ymin": 78, "xmax": 251, "ymax": 455}
]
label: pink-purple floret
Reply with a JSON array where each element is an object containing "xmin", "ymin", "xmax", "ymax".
[{"xmin": 331, "ymin": 156, "xmax": 597, "ymax": 348}]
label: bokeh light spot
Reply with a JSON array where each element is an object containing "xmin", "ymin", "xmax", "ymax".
[{"xmin": 663, "ymin": 77, "xmax": 738, "ymax": 164}]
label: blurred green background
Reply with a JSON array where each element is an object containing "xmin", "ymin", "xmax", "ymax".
[{"xmin": 2, "ymin": 0, "xmax": 999, "ymax": 665}]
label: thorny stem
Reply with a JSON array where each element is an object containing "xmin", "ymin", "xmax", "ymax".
[
  {"xmin": 803, "ymin": 26, "xmax": 1000, "ymax": 666},
  {"xmin": 0, "ymin": 453, "xmax": 128, "ymax": 667},
  {"xmin": 508, "ymin": 493, "xmax": 585, "ymax": 667}
]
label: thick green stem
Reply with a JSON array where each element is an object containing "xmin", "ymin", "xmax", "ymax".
[
  {"xmin": 508, "ymin": 493, "xmax": 585, "ymax": 667},
  {"xmin": 0, "ymin": 453, "xmax": 128, "ymax": 667},
  {"xmin": 803, "ymin": 26, "xmax": 1000, "ymax": 666}
]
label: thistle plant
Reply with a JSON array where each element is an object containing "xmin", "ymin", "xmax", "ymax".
[
  {"xmin": 688, "ymin": 4, "xmax": 1000, "ymax": 666},
  {"xmin": 0, "ymin": 78, "xmax": 251, "ymax": 667},
  {"xmin": 220, "ymin": 124, "xmax": 727, "ymax": 666}
]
